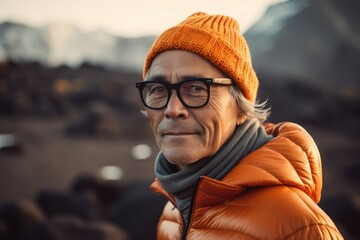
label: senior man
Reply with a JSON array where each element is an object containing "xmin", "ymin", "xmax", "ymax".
[{"xmin": 136, "ymin": 12, "xmax": 343, "ymax": 240}]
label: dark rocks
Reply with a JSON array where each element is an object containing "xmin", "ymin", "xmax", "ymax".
[{"xmin": 0, "ymin": 176, "xmax": 164, "ymax": 240}]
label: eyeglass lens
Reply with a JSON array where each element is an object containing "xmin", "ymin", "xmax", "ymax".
[{"xmin": 141, "ymin": 80, "xmax": 209, "ymax": 109}]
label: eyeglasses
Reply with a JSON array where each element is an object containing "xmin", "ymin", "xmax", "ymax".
[{"xmin": 135, "ymin": 78, "xmax": 232, "ymax": 110}]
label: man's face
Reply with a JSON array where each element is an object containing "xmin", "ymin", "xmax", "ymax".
[{"xmin": 146, "ymin": 50, "xmax": 244, "ymax": 169}]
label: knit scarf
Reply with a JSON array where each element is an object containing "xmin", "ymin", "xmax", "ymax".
[{"xmin": 154, "ymin": 118, "xmax": 273, "ymax": 227}]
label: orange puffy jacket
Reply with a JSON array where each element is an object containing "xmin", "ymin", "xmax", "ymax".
[{"xmin": 150, "ymin": 122, "xmax": 344, "ymax": 240}]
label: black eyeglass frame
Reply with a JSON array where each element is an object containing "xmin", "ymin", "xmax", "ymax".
[{"xmin": 135, "ymin": 78, "xmax": 232, "ymax": 110}]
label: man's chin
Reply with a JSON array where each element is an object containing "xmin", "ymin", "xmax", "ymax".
[{"xmin": 162, "ymin": 148, "xmax": 199, "ymax": 168}]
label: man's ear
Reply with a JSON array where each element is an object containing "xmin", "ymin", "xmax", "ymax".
[{"xmin": 236, "ymin": 113, "xmax": 247, "ymax": 126}]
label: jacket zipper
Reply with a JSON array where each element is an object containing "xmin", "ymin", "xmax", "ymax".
[{"xmin": 181, "ymin": 176, "xmax": 204, "ymax": 240}]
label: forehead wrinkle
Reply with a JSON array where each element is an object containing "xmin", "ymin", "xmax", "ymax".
[
  {"xmin": 147, "ymin": 50, "xmax": 227, "ymax": 83},
  {"xmin": 147, "ymin": 73, "xmax": 207, "ymax": 83}
]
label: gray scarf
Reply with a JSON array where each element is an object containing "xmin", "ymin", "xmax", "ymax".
[{"xmin": 154, "ymin": 118, "xmax": 273, "ymax": 227}]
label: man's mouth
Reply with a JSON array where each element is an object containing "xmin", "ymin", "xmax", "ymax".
[{"xmin": 162, "ymin": 131, "xmax": 197, "ymax": 136}]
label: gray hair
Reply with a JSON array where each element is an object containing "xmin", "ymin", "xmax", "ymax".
[{"xmin": 229, "ymin": 85, "xmax": 270, "ymax": 123}]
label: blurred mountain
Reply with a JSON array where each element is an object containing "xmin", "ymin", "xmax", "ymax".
[
  {"xmin": 0, "ymin": 22, "xmax": 155, "ymax": 71},
  {"xmin": 243, "ymin": 0, "xmax": 360, "ymax": 134},
  {"xmin": 1, "ymin": 0, "xmax": 359, "ymax": 80},
  {"xmin": 245, "ymin": 0, "xmax": 360, "ymax": 87}
]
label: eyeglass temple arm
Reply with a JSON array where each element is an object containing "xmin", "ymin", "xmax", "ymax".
[{"xmin": 212, "ymin": 78, "xmax": 232, "ymax": 85}]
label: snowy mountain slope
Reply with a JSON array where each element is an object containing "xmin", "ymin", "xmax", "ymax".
[
  {"xmin": 0, "ymin": 21, "xmax": 155, "ymax": 71},
  {"xmin": 244, "ymin": 0, "xmax": 360, "ymax": 85}
]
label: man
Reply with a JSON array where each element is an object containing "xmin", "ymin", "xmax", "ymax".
[{"xmin": 136, "ymin": 12, "xmax": 343, "ymax": 239}]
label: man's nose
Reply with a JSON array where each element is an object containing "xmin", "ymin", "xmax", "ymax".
[{"xmin": 164, "ymin": 90, "xmax": 189, "ymax": 119}]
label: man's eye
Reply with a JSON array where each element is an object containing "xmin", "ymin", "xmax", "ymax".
[
  {"xmin": 149, "ymin": 86, "xmax": 166, "ymax": 95},
  {"xmin": 186, "ymin": 84, "xmax": 207, "ymax": 94},
  {"xmin": 190, "ymin": 85, "xmax": 206, "ymax": 92},
  {"xmin": 154, "ymin": 86, "xmax": 165, "ymax": 92}
]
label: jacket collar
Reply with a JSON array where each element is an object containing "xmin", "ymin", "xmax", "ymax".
[{"xmin": 151, "ymin": 122, "xmax": 322, "ymax": 206}]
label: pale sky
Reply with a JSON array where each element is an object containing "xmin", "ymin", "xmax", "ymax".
[{"xmin": 0, "ymin": 0, "xmax": 284, "ymax": 37}]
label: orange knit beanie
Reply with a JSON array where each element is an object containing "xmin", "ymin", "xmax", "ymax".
[{"xmin": 143, "ymin": 12, "xmax": 259, "ymax": 102}]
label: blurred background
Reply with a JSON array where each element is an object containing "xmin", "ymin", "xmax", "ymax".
[{"xmin": 0, "ymin": 0, "xmax": 359, "ymax": 239}]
